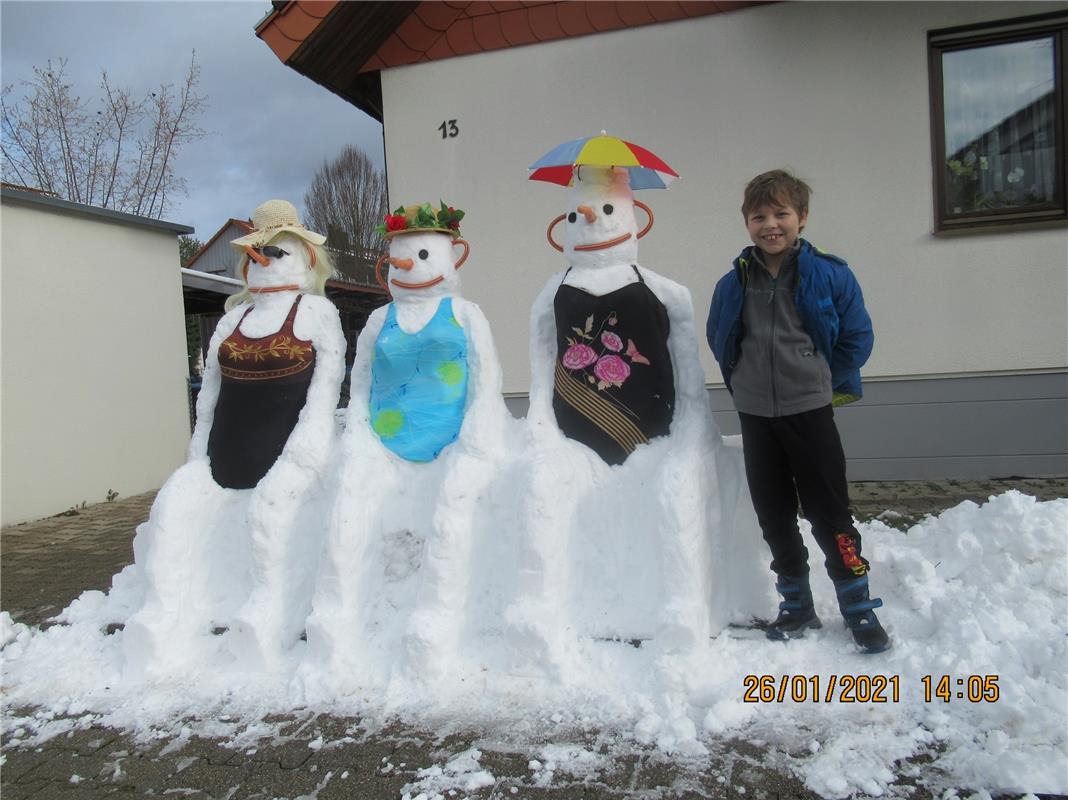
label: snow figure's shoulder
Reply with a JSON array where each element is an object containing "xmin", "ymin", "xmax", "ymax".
[
  {"xmin": 355, "ymin": 303, "xmax": 389, "ymax": 337},
  {"xmin": 368, "ymin": 303, "xmax": 391, "ymax": 324},
  {"xmin": 450, "ymin": 296, "xmax": 488, "ymax": 323},
  {"xmin": 451, "ymin": 298, "xmax": 500, "ymax": 363},
  {"xmin": 212, "ymin": 303, "xmax": 250, "ymax": 341},
  {"xmin": 533, "ymin": 269, "xmax": 568, "ymax": 309},
  {"xmin": 636, "ymin": 265, "xmax": 693, "ymax": 306},
  {"xmin": 354, "ymin": 303, "xmax": 390, "ymax": 348},
  {"xmin": 297, "ymin": 293, "xmax": 339, "ymax": 317},
  {"xmin": 221, "ymin": 301, "xmax": 251, "ymax": 323},
  {"xmin": 294, "ymin": 294, "xmax": 343, "ymax": 342}
]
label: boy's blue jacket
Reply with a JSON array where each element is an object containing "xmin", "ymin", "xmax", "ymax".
[{"xmin": 706, "ymin": 239, "xmax": 873, "ymax": 404}]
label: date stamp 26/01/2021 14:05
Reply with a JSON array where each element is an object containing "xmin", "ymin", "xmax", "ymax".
[{"xmin": 742, "ymin": 674, "xmax": 1001, "ymax": 704}]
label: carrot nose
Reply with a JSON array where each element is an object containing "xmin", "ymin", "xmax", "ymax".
[
  {"xmin": 389, "ymin": 256, "xmax": 414, "ymax": 270},
  {"xmin": 245, "ymin": 245, "xmax": 270, "ymax": 267},
  {"xmin": 577, "ymin": 205, "xmax": 597, "ymax": 223}
]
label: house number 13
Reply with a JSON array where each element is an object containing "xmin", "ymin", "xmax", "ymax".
[{"xmin": 438, "ymin": 119, "xmax": 459, "ymax": 139}]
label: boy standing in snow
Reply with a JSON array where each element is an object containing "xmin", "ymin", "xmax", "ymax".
[{"xmin": 706, "ymin": 169, "xmax": 890, "ymax": 653}]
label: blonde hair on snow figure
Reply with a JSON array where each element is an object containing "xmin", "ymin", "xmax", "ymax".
[{"xmin": 225, "ymin": 238, "xmax": 334, "ymax": 311}]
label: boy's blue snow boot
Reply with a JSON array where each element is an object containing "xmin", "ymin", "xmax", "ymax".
[
  {"xmin": 834, "ymin": 575, "xmax": 891, "ymax": 653},
  {"xmin": 766, "ymin": 574, "xmax": 822, "ymax": 641}
]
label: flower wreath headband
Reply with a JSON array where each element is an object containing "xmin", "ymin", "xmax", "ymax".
[{"xmin": 374, "ymin": 201, "xmax": 469, "ymax": 292}]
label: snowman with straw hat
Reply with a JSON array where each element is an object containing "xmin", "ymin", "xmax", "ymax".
[{"xmin": 122, "ymin": 199, "xmax": 346, "ymax": 675}]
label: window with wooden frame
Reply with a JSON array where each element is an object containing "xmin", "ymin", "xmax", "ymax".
[{"xmin": 929, "ymin": 12, "xmax": 1067, "ymax": 232}]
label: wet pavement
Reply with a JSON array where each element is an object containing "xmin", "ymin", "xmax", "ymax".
[{"xmin": 3, "ymin": 477, "xmax": 1067, "ymax": 799}]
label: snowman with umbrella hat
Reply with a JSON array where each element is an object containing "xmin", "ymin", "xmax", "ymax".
[{"xmin": 505, "ymin": 134, "xmax": 765, "ymax": 673}]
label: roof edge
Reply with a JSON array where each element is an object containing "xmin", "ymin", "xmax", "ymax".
[
  {"xmin": 181, "ymin": 267, "xmax": 245, "ymax": 295},
  {"xmin": 1, "ymin": 188, "xmax": 195, "ymax": 235}
]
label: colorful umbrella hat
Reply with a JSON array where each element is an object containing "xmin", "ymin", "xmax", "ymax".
[{"xmin": 529, "ymin": 132, "xmax": 679, "ymax": 190}]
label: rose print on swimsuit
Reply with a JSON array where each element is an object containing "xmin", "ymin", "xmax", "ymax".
[
  {"xmin": 562, "ymin": 311, "xmax": 652, "ymax": 391},
  {"xmin": 593, "ymin": 354, "xmax": 630, "ymax": 386},
  {"xmin": 562, "ymin": 343, "xmax": 597, "ymax": 370},
  {"xmin": 600, "ymin": 331, "xmax": 623, "ymax": 352}
]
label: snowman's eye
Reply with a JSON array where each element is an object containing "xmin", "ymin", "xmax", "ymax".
[
  {"xmin": 603, "ymin": 204, "xmax": 614, "ymax": 215},
  {"xmin": 567, "ymin": 212, "xmax": 577, "ymax": 223},
  {"xmin": 418, "ymin": 249, "xmax": 429, "ymax": 260}
]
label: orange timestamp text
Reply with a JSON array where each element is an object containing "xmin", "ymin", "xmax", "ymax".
[
  {"xmin": 743, "ymin": 674, "xmax": 900, "ymax": 703},
  {"xmin": 742, "ymin": 674, "xmax": 1002, "ymax": 704}
]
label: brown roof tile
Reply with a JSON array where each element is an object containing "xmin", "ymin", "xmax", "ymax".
[
  {"xmin": 416, "ymin": 1, "xmax": 467, "ymax": 31},
  {"xmin": 299, "ymin": 1, "xmax": 338, "ymax": 18},
  {"xmin": 615, "ymin": 2, "xmax": 657, "ymax": 26},
  {"xmin": 362, "ymin": 53, "xmax": 389, "ymax": 72},
  {"xmin": 584, "ymin": 1, "xmax": 625, "ymax": 31},
  {"xmin": 472, "ymin": 11, "xmax": 510, "ymax": 51},
  {"xmin": 376, "ymin": 32, "xmax": 426, "ymax": 66},
  {"xmin": 527, "ymin": 2, "xmax": 566, "ymax": 41},
  {"xmin": 464, "ymin": 2, "xmax": 499, "ymax": 17},
  {"xmin": 394, "ymin": 13, "xmax": 444, "ymax": 54},
  {"xmin": 444, "ymin": 17, "xmax": 479, "ymax": 57},
  {"xmin": 679, "ymin": 1, "xmax": 727, "ymax": 14},
  {"xmin": 498, "ymin": 7, "xmax": 541, "ymax": 46},
  {"xmin": 425, "ymin": 32, "xmax": 459, "ymax": 61},
  {"xmin": 555, "ymin": 2, "xmax": 592, "ymax": 37},
  {"xmin": 648, "ymin": 1, "xmax": 686, "ymax": 22},
  {"xmin": 275, "ymin": 2, "xmax": 334, "ymax": 44}
]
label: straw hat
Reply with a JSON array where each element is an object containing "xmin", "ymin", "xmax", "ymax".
[{"xmin": 230, "ymin": 199, "xmax": 326, "ymax": 251}]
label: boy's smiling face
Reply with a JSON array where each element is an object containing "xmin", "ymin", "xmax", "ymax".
[{"xmin": 745, "ymin": 202, "xmax": 807, "ymax": 259}]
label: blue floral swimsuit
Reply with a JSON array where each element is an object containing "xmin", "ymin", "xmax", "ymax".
[{"xmin": 370, "ymin": 297, "xmax": 469, "ymax": 462}]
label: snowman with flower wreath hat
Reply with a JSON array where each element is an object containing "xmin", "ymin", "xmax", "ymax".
[
  {"xmin": 301, "ymin": 201, "xmax": 517, "ymax": 691},
  {"xmin": 507, "ymin": 161, "xmax": 764, "ymax": 673}
]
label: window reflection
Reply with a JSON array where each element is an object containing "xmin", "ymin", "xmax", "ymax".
[{"xmin": 942, "ymin": 37, "xmax": 1056, "ymax": 215}]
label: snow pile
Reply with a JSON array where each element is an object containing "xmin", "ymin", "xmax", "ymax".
[
  {"xmin": 402, "ymin": 748, "xmax": 495, "ymax": 800},
  {"xmin": 3, "ymin": 491, "xmax": 1065, "ymax": 797}
]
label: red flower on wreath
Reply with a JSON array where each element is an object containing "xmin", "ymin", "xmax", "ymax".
[{"xmin": 385, "ymin": 214, "xmax": 408, "ymax": 232}]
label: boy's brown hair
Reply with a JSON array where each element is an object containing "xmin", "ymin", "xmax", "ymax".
[{"xmin": 741, "ymin": 170, "xmax": 812, "ymax": 220}]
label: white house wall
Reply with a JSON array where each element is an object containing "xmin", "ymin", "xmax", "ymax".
[
  {"xmin": 380, "ymin": 1, "xmax": 1068, "ymax": 398},
  {"xmin": 1, "ymin": 199, "xmax": 191, "ymax": 525}
]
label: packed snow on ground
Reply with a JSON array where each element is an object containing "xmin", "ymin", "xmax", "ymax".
[{"xmin": 2, "ymin": 490, "xmax": 1065, "ymax": 798}]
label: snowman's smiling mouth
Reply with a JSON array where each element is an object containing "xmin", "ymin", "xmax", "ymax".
[
  {"xmin": 574, "ymin": 231, "xmax": 633, "ymax": 251},
  {"xmin": 391, "ymin": 275, "xmax": 445, "ymax": 290}
]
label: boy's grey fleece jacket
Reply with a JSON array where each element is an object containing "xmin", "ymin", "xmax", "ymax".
[{"xmin": 706, "ymin": 239, "xmax": 874, "ymax": 406}]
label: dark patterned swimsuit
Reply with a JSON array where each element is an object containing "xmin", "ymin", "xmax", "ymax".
[
  {"xmin": 207, "ymin": 296, "xmax": 316, "ymax": 489},
  {"xmin": 552, "ymin": 266, "xmax": 675, "ymax": 465}
]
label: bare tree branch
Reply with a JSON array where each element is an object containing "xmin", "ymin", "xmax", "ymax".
[{"xmin": 1, "ymin": 53, "xmax": 206, "ymax": 219}]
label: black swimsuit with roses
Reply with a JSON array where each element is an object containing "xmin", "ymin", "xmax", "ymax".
[{"xmin": 552, "ymin": 265, "xmax": 675, "ymax": 465}]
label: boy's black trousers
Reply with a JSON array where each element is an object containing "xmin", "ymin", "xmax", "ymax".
[{"xmin": 737, "ymin": 405, "xmax": 870, "ymax": 583}]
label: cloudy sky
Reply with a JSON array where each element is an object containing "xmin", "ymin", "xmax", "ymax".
[{"xmin": 1, "ymin": 1, "xmax": 384, "ymax": 241}]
